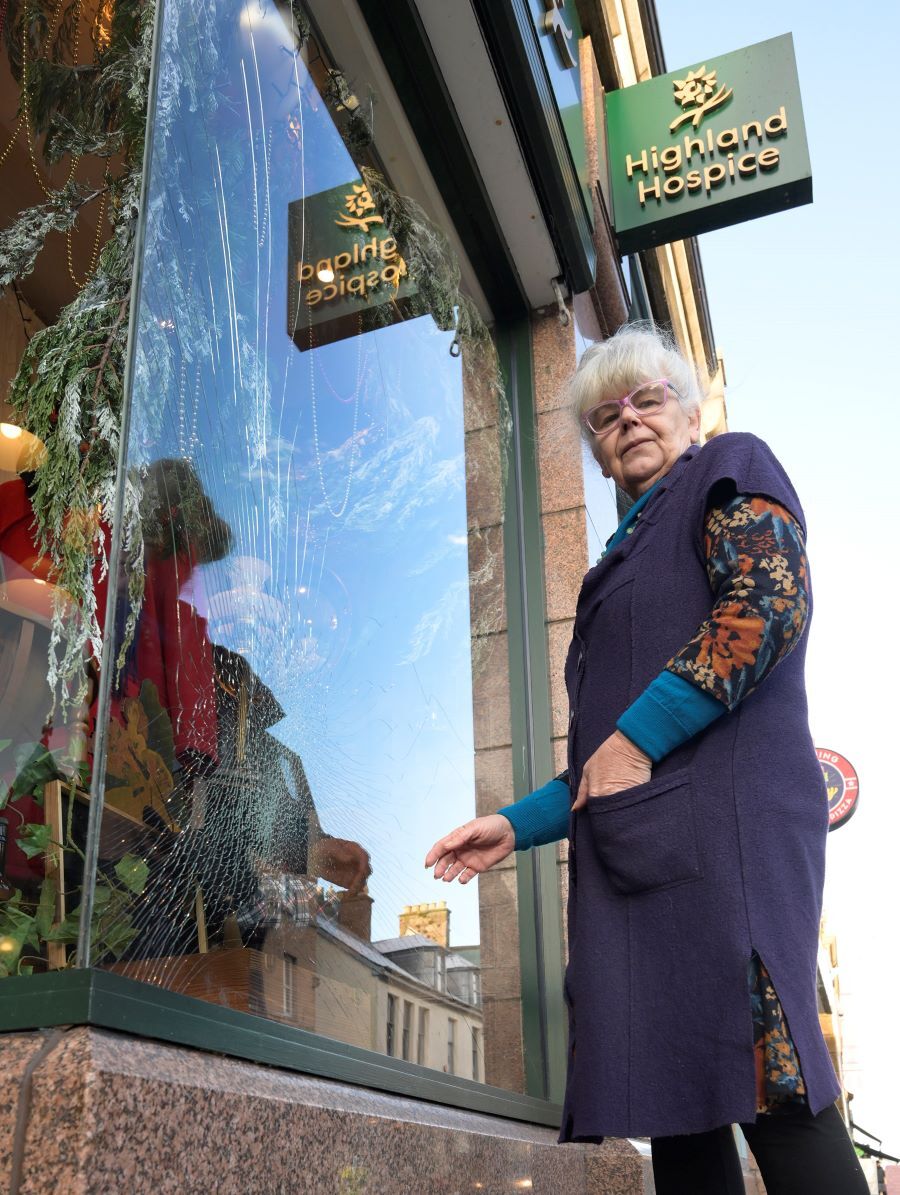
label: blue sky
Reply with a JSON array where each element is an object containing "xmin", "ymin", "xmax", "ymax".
[{"xmin": 619, "ymin": 0, "xmax": 900, "ymax": 1147}]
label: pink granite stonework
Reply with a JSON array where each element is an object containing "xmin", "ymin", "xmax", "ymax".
[{"xmin": 0, "ymin": 1027, "xmax": 651, "ymax": 1194}]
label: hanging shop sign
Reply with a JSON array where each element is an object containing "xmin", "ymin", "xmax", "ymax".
[
  {"xmin": 816, "ymin": 748, "xmax": 860, "ymax": 832},
  {"xmin": 287, "ymin": 180, "xmax": 417, "ymax": 351},
  {"xmin": 605, "ymin": 33, "xmax": 812, "ymax": 254}
]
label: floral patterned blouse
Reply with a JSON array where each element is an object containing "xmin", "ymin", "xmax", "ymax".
[{"xmin": 669, "ymin": 492, "xmax": 810, "ymax": 1112}]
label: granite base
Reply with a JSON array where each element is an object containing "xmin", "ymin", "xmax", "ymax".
[{"xmin": 0, "ymin": 1027, "xmax": 653, "ymax": 1194}]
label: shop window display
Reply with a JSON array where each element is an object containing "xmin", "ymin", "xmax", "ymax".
[{"xmin": 1, "ymin": 0, "xmax": 521, "ymax": 1091}]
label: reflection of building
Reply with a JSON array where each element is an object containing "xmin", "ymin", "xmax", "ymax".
[{"xmin": 114, "ymin": 892, "xmax": 485, "ymax": 1080}]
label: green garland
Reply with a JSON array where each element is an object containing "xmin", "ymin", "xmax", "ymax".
[{"xmin": 1, "ymin": 0, "xmax": 153, "ymax": 708}]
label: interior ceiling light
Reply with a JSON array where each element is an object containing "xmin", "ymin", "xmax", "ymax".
[{"xmin": 0, "ymin": 423, "xmax": 47, "ymax": 472}]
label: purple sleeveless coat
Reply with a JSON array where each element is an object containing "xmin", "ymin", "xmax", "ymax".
[{"xmin": 560, "ymin": 433, "xmax": 840, "ymax": 1141}]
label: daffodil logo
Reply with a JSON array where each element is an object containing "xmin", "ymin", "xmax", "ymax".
[{"xmin": 669, "ymin": 65, "xmax": 733, "ymax": 132}]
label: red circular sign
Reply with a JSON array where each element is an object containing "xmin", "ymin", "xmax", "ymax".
[{"xmin": 817, "ymin": 749, "xmax": 859, "ymax": 831}]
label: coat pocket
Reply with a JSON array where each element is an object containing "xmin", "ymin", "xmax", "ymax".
[{"xmin": 585, "ymin": 769, "xmax": 701, "ymax": 895}]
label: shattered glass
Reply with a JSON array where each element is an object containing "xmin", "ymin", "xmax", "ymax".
[{"xmin": 78, "ymin": 0, "xmax": 517, "ymax": 1087}]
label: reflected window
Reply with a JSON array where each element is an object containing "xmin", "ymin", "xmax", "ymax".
[
  {"xmin": 283, "ymin": 952, "xmax": 297, "ymax": 1017},
  {"xmin": 417, "ymin": 1007, "xmax": 429, "ymax": 1067},
  {"xmin": 402, "ymin": 1000, "xmax": 413, "ymax": 1062},
  {"xmin": 447, "ymin": 1017, "xmax": 457, "ymax": 1076},
  {"xmin": 387, "ymin": 993, "xmax": 397, "ymax": 1058}
]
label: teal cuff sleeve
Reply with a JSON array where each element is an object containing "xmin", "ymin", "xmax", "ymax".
[
  {"xmin": 616, "ymin": 669, "xmax": 725, "ymax": 763},
  {"xmin": 497, "ymin": 778, "xmax": 571, "ymax": 851}
]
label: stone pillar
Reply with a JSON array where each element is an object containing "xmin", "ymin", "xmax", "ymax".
[{"xmin": 532, "ymin": 308, "xmax": 585, "ymax": 954}]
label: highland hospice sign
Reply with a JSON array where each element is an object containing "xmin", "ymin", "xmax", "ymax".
[
  {"xmin": 288, "ymin": 179, "xmax": 416, "ymax": 351},
  {"xmin": 605, "ymin": 34, "xmax": 812, "ymax": 254}
]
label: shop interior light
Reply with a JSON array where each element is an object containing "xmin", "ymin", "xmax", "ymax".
[
  {"xmin": 0, "ymin": 422, "xmax": 47, "ymax": 472},
  {"xmin": 317, "ymin": 266, "xmax": 335, "ymax": 283}
]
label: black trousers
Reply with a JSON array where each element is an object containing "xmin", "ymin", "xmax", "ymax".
[{"xmin": 651, "ymin": 1103, "xmax": 868, "ymax": 1195}]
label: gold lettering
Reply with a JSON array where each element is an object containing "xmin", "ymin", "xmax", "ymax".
[
  {"xmin": 717, "ymin": 128, "xmax": 739, "ymax": 151},
  {"xmin": 685, "ymin": 170, "xmax": 702, "ymax": 191},
  {"xmin": 381, "ymin": 237, "xmax": 398, "ymax": 260},
  {"xmin": 742, "ymin": 120, "xmax": 763, "ymax": 144},
  {"xmin": 764, "ymin": 107, "xmax": 788, "ymax": 137},
  {"xmin": 637, "ymin": 177, "xmax": 662, "ymax": 205},
  {"xmin": 626, "ymin": 150, "xmax": 650, "ymax": 178},
  {"xmin": 757, "ymin": 147, "xmax": 780, "ymax": 171},
  {"xmin": 347, "ymin": 276, "xmax": 366, "ymax": 296},
  {"xmin": 322, "ymin": 283, "xmax": 337, "ymax": 301},
  {"xmin": 704, "ymin": 164, "xmax": 726, "ymax": 190},
  {"xmin": 660, "ymin": 146, "xmax": 681, "ymax": 173},
  {"xmin": 737, "ymin": 152, "xmax": 758, "ymax": 176},
  {"xmin": 334, "ymin": 251, "xmax": 352, "ymax": 270},
  {"xmin": 684, "ymin": 134, "xmax": 705, "ymax": 161},
  {"xmin": 307, "ymin": 287, "xmax": 322, "ymax": 306},
  {"xmin": 360, "ymin": 237, "xmax": 379, "ymax": 263},
  {"xmin": 663, "ymin": 176, "xmax": 684, "ymax": 197},
  {"xmin": 298, "ymin": 263, "xmax": 314, "ymax": 282},
  {"xmin": 706, "ymin": 129, "xmax": 715, "ymax": 153}
]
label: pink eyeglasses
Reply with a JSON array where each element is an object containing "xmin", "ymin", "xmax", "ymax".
[{"xmin": 582, "ymin": 379, "xmax": 679, "ymax": 437}]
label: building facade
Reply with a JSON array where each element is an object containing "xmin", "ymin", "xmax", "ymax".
[{"xmin": 0, "ymin": 0, "xmax": 742, "ymax": 1189}]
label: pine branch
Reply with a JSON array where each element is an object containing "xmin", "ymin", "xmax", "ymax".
[{"xmin": 0, "ymin": 184, "xmax": 108, "ymax": 292}]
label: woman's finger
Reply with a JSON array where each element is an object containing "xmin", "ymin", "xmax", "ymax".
[
  {"xmin": 425, "ymin": 823, "xmax": 473, "ymax": 869},
  {"xmin": 432, "ymin": 850, "xmax": 457, "ymax": 879},
  {"xmin": 441, "ymin": 858, "xmax": 470, "ymax": 884}
]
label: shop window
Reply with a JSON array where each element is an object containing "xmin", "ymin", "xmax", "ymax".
[{"xmin": 0, "ymin": 0, "xmax": 528, "ymax": 1099}]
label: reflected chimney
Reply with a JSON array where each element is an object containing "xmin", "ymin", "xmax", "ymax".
[
  {"xmin": 399, "ymin": 901, "xmax": 450, "ymax": 948},
  {"xmin": 337, "ymin": 888, "xmax": 373, "ymax": 941}
]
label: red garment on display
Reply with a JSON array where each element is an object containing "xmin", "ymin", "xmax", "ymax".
[
  {"xmin": 125, "ymin": 551, "xmax": 218, "ymax": 763},
  {"xmin": 0, "ymin": 478, "xmax": 217, "ymax": 761}
]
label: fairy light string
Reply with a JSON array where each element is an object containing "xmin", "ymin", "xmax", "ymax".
[{"xmin": 4, "ymin": 0, "xmax": 108, "ymax": 288}]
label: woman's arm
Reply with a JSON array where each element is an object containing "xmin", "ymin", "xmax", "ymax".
[
  {"xmin": 496, "ymin": 775, "xmax": 571, "ymax": 851},
  {"xmin": 617, "ymin": 492, "xmax": 810, "ymax": 761}
]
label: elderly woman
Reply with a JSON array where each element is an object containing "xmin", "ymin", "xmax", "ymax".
[{"xmin": 426, "ymin": 326, "xmax": 867, "ymax": 1195}]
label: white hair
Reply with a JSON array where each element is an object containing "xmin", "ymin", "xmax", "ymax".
[{"xmin": 569, "ymin": 322, "xmax": 704, "ymax": 441}]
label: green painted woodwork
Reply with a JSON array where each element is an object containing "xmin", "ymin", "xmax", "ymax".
[
  {"xmin": 498, "ymin": 324, "xmax": 568, "ymax": 1105},
  {"xmin": 0, "ymin": 969, "xmax": 562, "ymax": 1126}
]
